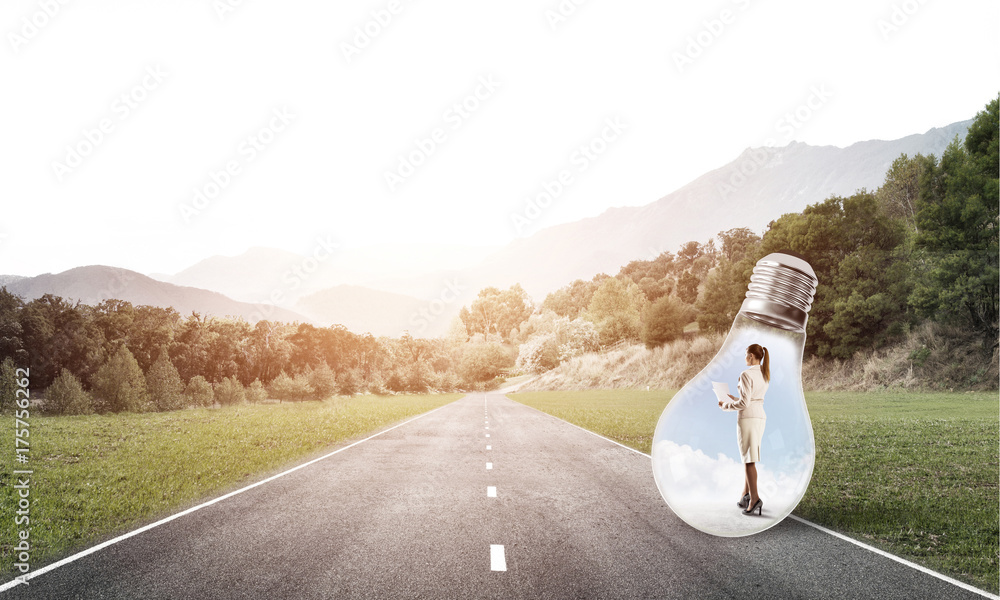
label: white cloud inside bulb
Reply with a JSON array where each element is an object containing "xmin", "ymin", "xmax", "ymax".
[{"xmin": 653, "ymin": 441, "xmax": 809, "ymax": 521}]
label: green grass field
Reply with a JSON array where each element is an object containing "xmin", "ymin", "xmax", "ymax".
[
  {"xmin": 510, "ymin": 389, "xmax": 999, "ymax": 594},
  {"xmin": 1, "ymin": 393, "xmax": 462, "ymax": 575}
]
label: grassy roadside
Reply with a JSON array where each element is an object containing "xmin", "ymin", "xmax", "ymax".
[
  {"xmin": 1, "ymin": 393, "xmax": 462, "ymax": 577},
  {"xmin": 510, "ymin": 389, "xmax": 999, "ymax": 594}
]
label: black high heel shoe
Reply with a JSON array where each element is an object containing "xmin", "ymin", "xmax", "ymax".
[
  {"xmin": 742, "ymin": 498, "xmax": 762, "ymax": 516},
  {"xmin": 737, "ymin": 494, "xmax": 750, "ymax": 509}
]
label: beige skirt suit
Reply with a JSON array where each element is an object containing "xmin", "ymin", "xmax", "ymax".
[{"xmin": 721, "ymin": 364, "xmax": 768, "ymax": 463}]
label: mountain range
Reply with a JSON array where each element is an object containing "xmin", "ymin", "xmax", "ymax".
[
  {"xmin": 3, "ymin": 119, "xmax": 971, "ymax": 337},
  {"xmin": 3, "ymin": 266, "xmax": 311, "ymax": 325}
]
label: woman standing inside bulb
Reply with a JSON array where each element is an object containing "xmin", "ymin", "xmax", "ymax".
[{"xmin": 718, "ymin": 344, "xmax": 769, "ymax": 516}]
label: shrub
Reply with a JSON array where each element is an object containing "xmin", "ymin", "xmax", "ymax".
[
  {"xmin": 308, "ymin": 363, "xmax": 338, "ymax": 400},
  {"xmin": 459, "ymin": 343, "xmax": 514, "ymax": 384},
  {"xmin": 269, "ymin": 371, "xmax": 314, "ymax": 402},
  {"xmin": 46, "ymin": 369, "xmax": 93, "ymax": 415},
  {"xmin": 641, "ymin": 295, "xmax": 694, "ymax": 349},
  {"xmin": 91, "ymin": 345, "xmax": 149, "ymax": 413},
  {"xmin": 185, "ymin": 375, "xmax": 214, "ymax": 407},
  {"xmin": 146, "ymin": 351, "xmax": 185, "ymax": 412},
  {"xmin": 337, "ymin": 368, "xmax": 362, "ymax": 396},
  {"xmin": 215, "ymin": 376, "xmax": 246, "ymax": 406},
  {"xmin": 0, "ymin": 359, "xmax": 17, "ymax": 411},
  {"xmin": 516, "ymin": 334, "xmax": 560, "ymax": 373},
  {"xmin": 246, "ymin": 379, "xmax": 268, "ymax": 403}
]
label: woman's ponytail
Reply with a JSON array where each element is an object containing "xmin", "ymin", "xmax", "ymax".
[{"xmin": 748, "ymin": 344, "xmax": 770, "ymax": 382}]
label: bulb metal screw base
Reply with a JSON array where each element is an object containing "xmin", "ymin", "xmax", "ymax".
[{"xmin": 739, "ymin": 253, "xmax": 818, "ymax": 333}]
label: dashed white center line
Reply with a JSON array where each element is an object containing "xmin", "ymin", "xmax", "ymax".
[
  {"xmin": 486, "ymin": 445, "xmax": 491, "ymax": 450},
  {"xmin": 487, "ymin": 486, "xmax": 497, "ymax": 497},
  {"xmin": 485, "ymin": 434, "xmax": 490, "ymax": 438},
  {"xmin": 486, "ymin": 462, "xmax": 493, "ymax": 470},
  {"xmin": 490, "ymin": 545, "xmax": 507, "ymax": 571}
]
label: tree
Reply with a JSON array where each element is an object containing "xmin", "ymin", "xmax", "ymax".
[
  {"xmin": 91, "ymin": 345, "xmax": 149, "ymax": 413},
  {"xmin": 556, "ymin": 317, "xmax": 600, "ymax": 360},
  {"xmin": 760, "ymin": 192, "xmax": 911, "ymax": 357},
  {"xmin": 515, "ymin": 334, "xmax": 560, "ymax": 373},
  {"xmin": 308, "ymin": 362, "xmax": 338, "ymax": 400},
  {"xmin": 462, "ymin": 285, "xmax": 534, "ymax": 342},
  {"xmin": 215, "ymin": 376, "xmax": 246, "ymax": 406},
  {"xmin": 127, "ymin": 306, "xmax": 181, "ymax": 373},
  {"xmin": 717, "ymin": 227, "xmax": 762, "ymax": 262},
  {"xmin": 0, "ymin": 288, "xmax": 26, "ymax": 366},
  {"xmin": 585, "ymin": 277, "xmax": 647, "ymax": 346},
  {"xmin": 245, "ymin": 320, "xmax": 294, "ymax": 383},
  {"xmin": 185, "ymin": 375, "xmax": 214, "ymax": 408},
  {"xmin": 170, "ymin": 314, "xmax": 213, "ymax": 384},
  {"xmin": 618, "ymin": 252, "xmax": 675, "ymax": 283},
  {"xmin": 697, "ymin": 231, "xmax": 763, "ymax": 335},
  {"xmin": 636, "ymin": 276, "xmax": 672, "ymax": 303},
  {"xmin": 676, "ymin": 240, "xmax": 704, "ymax": 268},
  {"xmin": 459, "ymin": 343, "xmax": 513, "ymax": 384},
  {"xmin": 823, "ymin": 245, "xmax": 912, "ymax": 357},
  {"xmin": 876, "ymin": 153, "xmax": 933, "ymax": 232},
  {"xmin": 337, "ymin": 368, "xmax": 362, "ymax": 396},
  {"xmin": 20, "ymin": 295, "xmax": 104, "ymax": 389},
  {"xmin": 204, "ymin": 318, "xmax": 250, "ymax": 383},
  {"xmin": 269, "ymin": 371, "xmax": 314, "ymax": 402},
  {"xmin": 542, "ymin": 278, "xmax": 602, "ymax": 320},
  {"xmin": 676, "ymin": 271, "xmax": 700, "ymax": 304},
  {"xmin": 910, "ymin": 98, "xmax": 999, "ymax": 346},
  {"xmin": 642, "ymin": 295, "xmax": 694, "ymax": 348},
  {"xmin": 146, "ymin": 350, "xmax": 185, "ymax": 412},
  {"xmin": 246, "ymin": 379, "xmax": 268, "ymax": 404},
  {"xmin": 0, "ymin": 358, "xmax": 18, "ymax": 412},
  {"xmin": 46, "ymin": 369, "xmax": 93, "ymax": 415}
]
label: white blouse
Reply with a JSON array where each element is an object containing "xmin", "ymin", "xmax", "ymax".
[{"xmin": 721, "ymin": 364, "xmax": 767, "ymax": 419}]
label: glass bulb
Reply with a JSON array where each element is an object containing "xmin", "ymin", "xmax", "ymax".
[{"xmin": 651, "ymin": 253, "xmax": 818, "ymax": 537}]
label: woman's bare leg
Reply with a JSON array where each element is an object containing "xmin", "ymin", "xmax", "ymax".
[{"xmin": 745, "ymin": 462, "xmax": 759, "ymax": 505}]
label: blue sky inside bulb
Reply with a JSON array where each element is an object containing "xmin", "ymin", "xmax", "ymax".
[{"xmin": 651, "ymin": 315, "xmax": 815, "ymax": 537}]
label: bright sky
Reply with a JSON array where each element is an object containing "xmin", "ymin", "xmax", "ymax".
[{"xmin": 2, "ymin": 0, "xmax": 997, "ymax": 277}]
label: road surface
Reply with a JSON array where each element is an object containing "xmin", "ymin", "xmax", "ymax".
[{"xmin": 2, "ymin": 393, "xmax": 990, "ymax": 599}]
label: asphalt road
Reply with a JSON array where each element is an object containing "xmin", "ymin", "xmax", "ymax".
[{"xmin": 3, "ymin": 392, "xmax": 990, "ymax": 599}]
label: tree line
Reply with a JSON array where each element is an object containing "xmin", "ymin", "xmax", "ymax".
[{"xmin": 0, "ymin": 294, "xmax": 519, "ymax": 415}]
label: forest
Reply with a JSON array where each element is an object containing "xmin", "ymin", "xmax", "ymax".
[{"xmin": 1, "ymin": 97, "xmax": 995, "ymax": 414}]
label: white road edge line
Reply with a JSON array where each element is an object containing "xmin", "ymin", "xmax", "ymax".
[
  {"xmin": 785, "ymin": 515, "xmax": 999, "ymax": 600},
  {"xmin": 490, "ymin": 544, "xmax": 507, "ymax": 571},
  {"xmin": 504, "ymin": 393, "xmax": 999, "ymax": 600},
  {"xmin": 0, "ymin": 400, "xmax": 459, "ymax": 592}
]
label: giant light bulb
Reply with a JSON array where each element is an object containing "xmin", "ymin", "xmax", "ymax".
[{"xmin": 651, "ymin": 252, "xmax": 818, "ymax": 536}]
